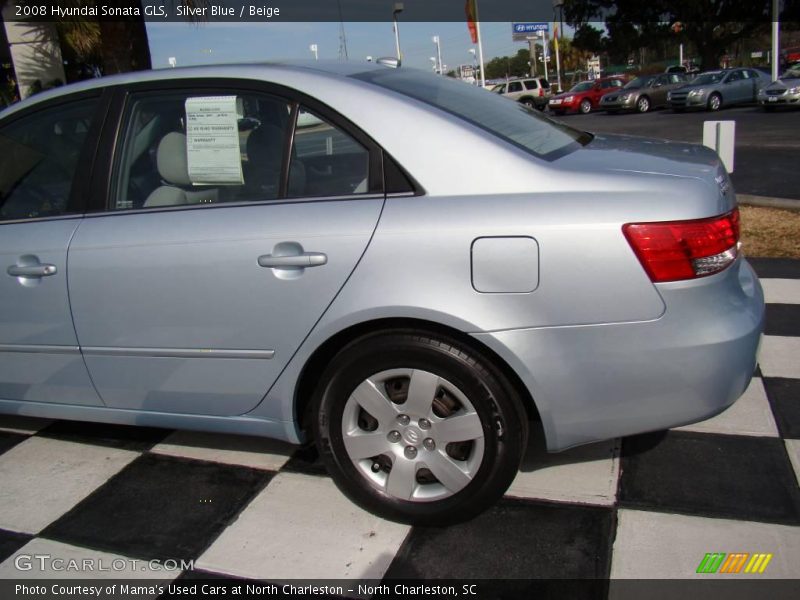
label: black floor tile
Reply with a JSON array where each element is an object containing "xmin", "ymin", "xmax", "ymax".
[
  {"xmin": 0, "ymin": 431, "xmax": 27, "ymax": 456},
  {"xmin": 748, "ymin": 257, "xmax": 800, "ymax": 280},
  {"xmin": 764, "ymin": 304, "xmax": 800, "ymax": 337},
  {"xmin": 619, "ymin": 431, "xmax": 800, "ymax": 524},
  {"xmin": 385, "ymin": 499, "xmax": 614, "ymax": 583},
  {"xmin": 764, "ymin": 377, "xmax": 800, "ymax": 439},
  {"xmin": 41, "ymin": 453, "xmax": 273, "ymax": 560},
  {"xmin": 37, "ymin": 420, "xmax": 171, "ymax": 451},
  {"xmin": 281, "ymin": 444, "xmax": 329, "ymax": 477},
  {"xmin": 0, "ymin": 528, "xmax": 32, "ymax": 563}
]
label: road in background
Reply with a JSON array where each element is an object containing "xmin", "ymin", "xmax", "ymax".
[{"xmin": 553, "ymin": 107, "xmax": 800, "ymax": 200}]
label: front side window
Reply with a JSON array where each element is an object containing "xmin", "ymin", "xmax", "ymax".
[
  {"xmin": 0, "ymin": 99, "xmax": 97, "ymax": 220},
  {"xmin": 113, "ymin": 91, "xmax": 292, "ymax": 210},
  {"xmin": 353, "ymin": 68, "xmax": 590, "ymax": 160}
]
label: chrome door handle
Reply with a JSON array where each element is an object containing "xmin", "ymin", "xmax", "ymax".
[
  {"xmin": 257, "ymin": 252, "xmax": 327, "ymax": 268},
  {"xmin": 7, "ymin": 264, "xmax": 57, "ymax": 278}
]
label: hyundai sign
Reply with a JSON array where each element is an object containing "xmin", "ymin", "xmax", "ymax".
[{"xmin": 512, "ymin": 22, "xmax": 549, "ymax": 41}]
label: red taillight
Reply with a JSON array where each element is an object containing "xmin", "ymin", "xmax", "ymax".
[
  {"xmin": 539, "ymin": 88, "xmax": 544, "ymax": 97},
  {"xmin": 623, "ymin": 208, "xmax": 740, "ymax": 283}
]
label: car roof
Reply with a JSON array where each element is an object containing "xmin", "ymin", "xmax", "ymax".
[{"xmin": 0, "ymin": 60, "xmax": 386, "ymax": 118}]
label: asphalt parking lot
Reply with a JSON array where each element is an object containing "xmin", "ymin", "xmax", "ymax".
[{"xmin": 551, "ymin": 106, "xmax": 800, "ymax": 201}]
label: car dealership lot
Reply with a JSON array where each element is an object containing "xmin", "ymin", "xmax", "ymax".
[
  {"xmin": 0, "ymin": 259, "xmax": 797, "ymax": 590},
  {"xmin": 553, "ymin": 106, "xmax": 800, "ymax": 201}
]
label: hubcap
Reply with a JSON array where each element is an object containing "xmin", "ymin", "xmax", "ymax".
[{"xmin": 341, "ymin": 368, "xmax": 485, "ymax": 502}]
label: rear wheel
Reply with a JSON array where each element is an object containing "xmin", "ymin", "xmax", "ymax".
[
  {"xmin": 579, "ymin": 98, "xmax": 592, "ymax": 114},
  {"xmin": 520, "ymin": 97, "xmax": 536, "ymax": 108},
  {"xmin": 313, "ymin": 330, "xmax": 528, "ymax": 525}
]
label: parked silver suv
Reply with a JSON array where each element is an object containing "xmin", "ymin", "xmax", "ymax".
[{"xmin": 491, "ymin": 77, "xmax": 551, "ymax": 110}]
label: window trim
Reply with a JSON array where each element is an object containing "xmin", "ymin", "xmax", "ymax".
[
  {"xmin": 90, "ymin": 78, "xmax": 391, "ymax": 214},
  {"xmin": 0, "ymin": 88, "xmax": 110, "ymax": 224}
]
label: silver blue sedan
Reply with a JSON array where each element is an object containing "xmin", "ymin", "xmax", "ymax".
[{"xmin": 0, "ymin": 62, "xmax": 763, "ymax": 523}]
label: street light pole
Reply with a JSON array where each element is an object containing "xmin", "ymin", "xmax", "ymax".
[
  {"xmin": 393, "ymin": 3, "xmax": 404, "ymax": 62},
  {"xmin": 433, "ymin": 35, "xmax": 443, "ymax": 74},
  {"xmin": 309, "ymin": 44, "xmax": 318, "ymax": 60}
]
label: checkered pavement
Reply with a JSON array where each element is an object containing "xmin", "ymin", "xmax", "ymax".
[{"xmin": 0, "ymin": 258, "xmax": 798, "ymax": 592}]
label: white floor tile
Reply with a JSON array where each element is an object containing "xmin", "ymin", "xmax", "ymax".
[
  {"xmin": 0, "ymin": 415, "xmax": 53, "ymax": 435},
  {"xmin": 676, "ymin": 377, "xmax": 779, "ymax": 437},
  {"xmin": 506, "ymin": 431, "xmax": 619, "ymax": 506},
  {"xmin": 785, "ymin": 439, "xmax": 800, "ymax": 488},
  {"xmin": 149, "ymin": 430, "xmax": 294, "ymax": 471},
  {"xmin": 0, "ymin": 538, "xmax": 177, "ymax": 586},
  {"xmin": 611, "ymin": 509, "xmax": 800, "ymax": 580},
  {"xmin": 197, "ymin": 472, "xmax": 410, "ymax": 580},
  {"xmin": 761, "ymin": 279, "xmax": 800, "ymax": 305},
  {"xmin": 0, "ymin": 437, "xmax": 138, "ymax": 534},
  {"xmin": 758, "ymin": 336, "xmax": 800, "ymax": 379}
]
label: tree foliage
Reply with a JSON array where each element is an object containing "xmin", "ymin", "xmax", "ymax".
[{"xmin": 563, "ymin": 0, "xmax": 797, "ymax": 70}]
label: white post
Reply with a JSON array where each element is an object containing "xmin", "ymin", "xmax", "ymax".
[
  {"xmin": 772, "ymin": 0, "xmax": 780, "ymax": 82},
  {"xmin": 541, "ymin": 31, "xmax": 549, "ymax": 81},
  {"xmin": 433, "ymin": 36, "xmax": 443, "ymax": 75},
  {"xmin": 474, "ymin": 0, "xmax": 486, "ymax": 87},
  {"xmin": 679, "ymin": 43, "xmax": 684, "ymax": 67},
  {"xmin": 310, "ymin": 44, "xmax": 318, "ymax": 60}
]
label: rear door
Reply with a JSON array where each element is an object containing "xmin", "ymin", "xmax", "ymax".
[
  {"xmin": 0, "ymin": 94, "xmax": 105, "ymax": 406},
  {"xmin": 67, "ymin": 82, "xmax": 385, "ymax": 416}
]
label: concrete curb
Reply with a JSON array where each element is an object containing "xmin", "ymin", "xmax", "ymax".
[{"xmin": 738, "ymin": 194, "xmax": 800, "ymax": 211}]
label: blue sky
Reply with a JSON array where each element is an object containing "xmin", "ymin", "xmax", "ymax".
[{"xmin": 146, "ymin": 21, "xmax": 571, "ymax": 72}]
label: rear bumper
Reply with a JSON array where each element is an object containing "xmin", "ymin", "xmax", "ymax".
[{"xmin": 472, "ymin": 257, "xmax": 764, "ymax": 451}]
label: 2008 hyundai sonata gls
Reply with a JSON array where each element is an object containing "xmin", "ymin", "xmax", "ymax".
[{"xmin": 0, "ymin": 62, "xmax": 763, "ymax": 524}]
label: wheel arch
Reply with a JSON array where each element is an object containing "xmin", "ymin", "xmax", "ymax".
[{"xmin": 293, "ymin": 317, "xmax": 541, "ymax": 436}]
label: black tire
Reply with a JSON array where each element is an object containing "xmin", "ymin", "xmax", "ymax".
[
  {"xmin": 313, "ymin": 329, "xmax": 528, "ymax": 525},
  {"xmin": 636, "ymin": 95, "xmax": 651, "ymax": 113},
  {"xmin": 579, "ymin": 98, "xmax": 592, "ymax": 114},
  {"xmin": 707, "ymin": 93, "xmax": 722, "ymax": 112},
  {"xmin": 520, "ymin": 97, "xmax": 536, "ymax": 108}
]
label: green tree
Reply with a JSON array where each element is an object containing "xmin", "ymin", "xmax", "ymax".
[{"xmin": 563, "ymin": 0, "xmax": 788, "ymax": 71}]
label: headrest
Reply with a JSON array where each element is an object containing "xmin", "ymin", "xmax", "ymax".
[
  {"xmin": 246, "ymin": 124, "xmax": 285, "ymax": 172},
  {"xmin": 156, "ymin": 132, "xmax": 191, "ymax": 186}
]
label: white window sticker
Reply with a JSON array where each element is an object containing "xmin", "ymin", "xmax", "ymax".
[{"xmin": 185, "ymin": 96, "xmax": 244, "ymax": 184}]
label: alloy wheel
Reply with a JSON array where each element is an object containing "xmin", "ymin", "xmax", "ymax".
[{"xmin": 341, "ymin": 368, "xmax": 485, "ymax": 502}]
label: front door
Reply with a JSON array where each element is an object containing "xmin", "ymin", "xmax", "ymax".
[
  {"xmin": 67, "ymin": 86, "xmax": 384, "ymax": 417},
  {"xmin": 0, "ymin": 98, "xmax": 104, "ymax": 406}
]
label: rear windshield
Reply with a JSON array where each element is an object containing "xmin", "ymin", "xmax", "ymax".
[{"xmin": 352, "ymin": 69, "xmax": 590, "ymax": 160}]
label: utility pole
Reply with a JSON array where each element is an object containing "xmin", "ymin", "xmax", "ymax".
[{"xmin": 528, "ymin": 38, "xmax": 537, "ymax": 76}]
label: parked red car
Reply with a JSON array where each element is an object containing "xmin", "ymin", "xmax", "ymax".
[{"xmin": 548, "ymin": 77, "xmax": 626, "ymax": 114}]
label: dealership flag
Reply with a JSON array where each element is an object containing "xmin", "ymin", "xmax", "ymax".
[{"xmin": 465, "ymin": 0, "xmax": 478, "ymax": 44}]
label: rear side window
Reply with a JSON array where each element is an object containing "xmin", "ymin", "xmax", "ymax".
[
  {"xmin": 523, "ymin": 80, "xmax": 539, "ymax": 90},
  {"xmin": 290, "ymin": 108, "xmax": 369, "ymax": 197},
  {"xmin": 0, "ymin": 99, "xmax": 97, "ymax": 220},
  {"xmin": 353, "ymin": 69, "xmax": 590, "ymax": 160}
]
